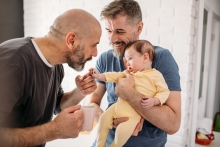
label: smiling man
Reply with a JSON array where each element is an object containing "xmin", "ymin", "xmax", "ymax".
[{"xmin": 87, "ymin": 0, "xmax": 181, "ymax": 147}]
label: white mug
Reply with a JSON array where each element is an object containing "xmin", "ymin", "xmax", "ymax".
[{"xmin": 81, "ymin": 106, "xmax": 95, "ymax": 132}]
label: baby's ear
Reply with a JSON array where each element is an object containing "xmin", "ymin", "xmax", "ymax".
[{"xmin": 143, "ymin": 53, "xmax": 149, "ymax": 62}]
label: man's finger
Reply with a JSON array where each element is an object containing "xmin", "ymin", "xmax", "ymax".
[
  {"xmin": 113, "ymin": 117, "xmax": 128, "ymax": 128},
  {"xmin": 132, "ymin": 117, "xmax": 144, "ymax": 136},
  {"xmin": 133, "ymin": 124, "xmax": 140, "ymax": 136},
  {"xmin": 64, "ymin": 105, "xmax": 81, "ymax": 113},
  {"xmin": 139, "ymin": 118, "xmax": 144, "ymax": 131},
  {"xmin": 76, "ymin": 75, "xmax": 84, "ymax": 81}
]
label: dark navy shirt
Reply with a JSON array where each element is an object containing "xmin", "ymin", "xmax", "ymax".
[
  {"xmin": 0, "ymin": 37, "xmax": 64, "ymax": 147},
  {"xmin": 94, "ymin": 47, "xmax": 181, "ymax": 147}
]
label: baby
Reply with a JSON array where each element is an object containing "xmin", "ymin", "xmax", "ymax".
[{"xmin": 91, "ymin": 40, "xmax": 170, "ymax": 147}]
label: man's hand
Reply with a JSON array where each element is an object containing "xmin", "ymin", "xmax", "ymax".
[
  {"xmin": 52, "ymin": 105, "xmax": 83, "ymax": 138},
  {"xmin": 113, "ymin": 117, "xmax": 144, "ymax": 136},
  {"xmin": 75, "ymin": 72, "xmax": 97, "ymax": 96},
  {"xmin": 132, "ymin": 117, "xmax": 144, "ymax": 136}
]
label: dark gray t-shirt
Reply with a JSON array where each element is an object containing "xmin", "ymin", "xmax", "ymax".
[
  {"xmin": 95, "ymin": 47, "xmax": 181, "ymax": 147},
  {"xmin": 0, "ymin": 37, "xmax": 64, "ymax": 147}
]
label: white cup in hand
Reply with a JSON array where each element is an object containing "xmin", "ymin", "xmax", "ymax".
[{"xmin": 81, "ymin": 106, "xmax": 95, "ymax": 132}]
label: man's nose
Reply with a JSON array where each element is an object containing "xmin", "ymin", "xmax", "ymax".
[
  {"xmin": 109, "ymin": 32, "xmax": 117, "ymax": 43},
  {"xmin": 91, "ymin": 48, "xmax": 98, "ymax": 57}
]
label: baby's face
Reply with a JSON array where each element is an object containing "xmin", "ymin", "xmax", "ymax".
[{"xmin": 124, "ymin": 47, "xmax": 145, "ymax": 73}]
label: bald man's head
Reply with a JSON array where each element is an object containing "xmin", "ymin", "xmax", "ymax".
[{"xmin": 49, "ymin": 9, "xmax": 100, "ymax": 39}]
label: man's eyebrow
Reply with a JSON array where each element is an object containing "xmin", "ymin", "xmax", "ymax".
[
  {"xmin": 92, "ymin": 42, "xmax": 99, "ymax": 46},
  {"xmin": 105, "ymin": 28, "xmax": 125, "ymax": 32}
]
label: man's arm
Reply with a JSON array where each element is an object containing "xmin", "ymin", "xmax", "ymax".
[
  {"xmin": 115, "ymin": 71, "xmax": 181, "ymax": 134},
  {"xmin": 60, "ymin": 73, "xmax": 97, "ymax": 110},
  {"xmin": 0, "ymin": 105, "xmax": 83, "ymax": 147}
]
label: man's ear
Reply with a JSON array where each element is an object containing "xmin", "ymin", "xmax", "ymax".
[
  {"xmin": 137, "ymin": 21, "xmax": 143, "ymax": 35},
  {"xmin": 65, "ymin": 32, "xmax": 78, "ymax": 50}
]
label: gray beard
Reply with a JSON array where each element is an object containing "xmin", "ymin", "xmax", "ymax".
[
  {"xmin": 65, "ymin": 45, "xmax": 86, "ymax": 71},
  {"xmin": 113, "ymin": 50, "xmax": 124, "ymax": 59}
]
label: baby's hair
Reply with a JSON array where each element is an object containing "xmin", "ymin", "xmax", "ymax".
[{"xmin": 125, "ymin": 40, "xmax": 155, "ymax": 62}]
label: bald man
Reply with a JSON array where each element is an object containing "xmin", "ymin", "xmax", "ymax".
[{"xmin": 0, "ymin": 9, "xmax": 101, "ymax": 147}]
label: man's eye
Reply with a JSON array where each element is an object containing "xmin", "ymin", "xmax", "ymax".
[{"xmin": 117, "ymin": 31, "xmax": 124, "ymax": 34}]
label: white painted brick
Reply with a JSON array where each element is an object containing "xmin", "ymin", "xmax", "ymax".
[
  {"xmin": 180, "ymin": 114, "xmax": 189, "ymax": 128},
  {"xmin": 84, "ymin": 0, "xmax": 102, "ymax": 8},
  {"xmin": 190, "ymin": 0, "xmax": 197, "ymax": 7},
  {"xmin": 178, "ymin": 63, "xmax": 193, "ymax": 74},
  {"xmin": 159, "ymin": 35, "xmax": 190, "ymax": 45},
  {"xmin": 167, "ymin": 134, "xmax": 184, "ymax": 145},
  {"xmin": 190, "ymin": 16, "xmax": 196, "ymax": 27},
  {"xmin": 191, "ymin": 6, "xmax": 197, "ymax": 18},
  {"xmin": 175, "ymin": 127, "xmax": 186, "ymax": 136},
  {"xmin": 175, "ymin": 6, "xmax": 195, "ymax": 17},
  {"xmin": 174, "ymin": 26, "xmax": 194, "ymax": 35},
  {"xmin": 144, "ymin": 0, "xmax": 161, "ymax": 9},
  {"xmin": 182, "ymin": 97, "xmax": 191, "ymax": 111},
  {"xmin": 181, "ymin": 92, "xmax": 187, "ymax": 101},
  {"xmin": 160, "ymin": 35, "xmax": 175, "ymax": 44},
  {"xmin": 147, "ymin": 9, "xmax": 161, "ymax": 18},
  {"xmin": 160, "ymin": 8, "xmax": 174, "ymax": 17},
  {"xmin": 173, "ymin": 44, "xmax": 193, "ymax": 54},
  {"xmin": 160, "ymin": 27, "xmax": 174, "ymax": 35},
  {"xmin": 143, "ymin": 17, "xmax": 160, "ymax": 27},
  {"xmin": 173, "ymin": 35, "xmax": 190, "ymax": 44},
  {"xmin": 157, "ymin": 44, "xmax": 173, "ymax": 52},
  {"xmin": 147, "ymin": 27, "xmax": 160, "ymax": 35},
  {"xmin": 142, "ymin": 10, "xmax": 148, "ymax": 18},
  {"xmin": 161, "ymin": 0, "xmax": 191, "ymax": 8},
  {"xmin": 145, "ymin": 35, "xmax": 159, "ymax": 45},
  {"xmin": 181, "ymin": 114, "xmax": 190, "ymax": 130},
  {"xmin": 160, "ymin": 17, "xmax": 175, "ymax": 27},
  {"xmin": 174, "ymin": 54, "xmax": 189, "ymax": 64},
  {"xmin": 180, "ymin": 81, "xmax": 189, "ymax": 92},
  {"xmin": 174, "ymin": 16, "xmax": 191, "ymax": 27}
]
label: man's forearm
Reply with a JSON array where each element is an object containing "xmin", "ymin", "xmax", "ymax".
[
  {"xmin": 60, "ymin": 88, "xmax": 85, "ymax": 110},
  {"xmin": 0, "ymin": 122, "xmax": 58, "ymax": 147},
  {"xmin": 120, "ymin": 88, "xmax": 181, "ymax": 134},
  {"xmin": 89, "ymin": 102, "xmax": 104, "ymax": 122}
]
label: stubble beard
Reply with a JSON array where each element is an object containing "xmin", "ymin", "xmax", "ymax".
[
  {"xmin": 65, "ymin": 45, "xmax": 92, "ymax": 71},
  {"xmin": 111, "ymin": 41, "xmax": 127, "ymax": 59}
]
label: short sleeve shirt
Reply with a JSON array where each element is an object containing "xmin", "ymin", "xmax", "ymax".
[{"xmin": 0, "ymin": 37, "xmax": 64, "ymax": 147}]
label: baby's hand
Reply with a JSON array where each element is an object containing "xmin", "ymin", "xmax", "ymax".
[
  {"xmin": 141, "ymin": 96, "xmax": 154, "ymax": 110},
  {"xmin": 88, "ymin": 68, "xmax": 99, "ymax": 78}
]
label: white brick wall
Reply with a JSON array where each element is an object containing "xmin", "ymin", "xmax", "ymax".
[{"xmin": 23, "ymin": 0, "xmax": 197, "ymax": 147}]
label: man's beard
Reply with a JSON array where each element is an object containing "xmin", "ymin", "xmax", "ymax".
[
  {"xmin": 65, "ymin": 45, "xmax": 92, "ymax": 71},
  {"xmin": 111, "ymin": 41, "xmax": 127, "ymax": 59}
]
